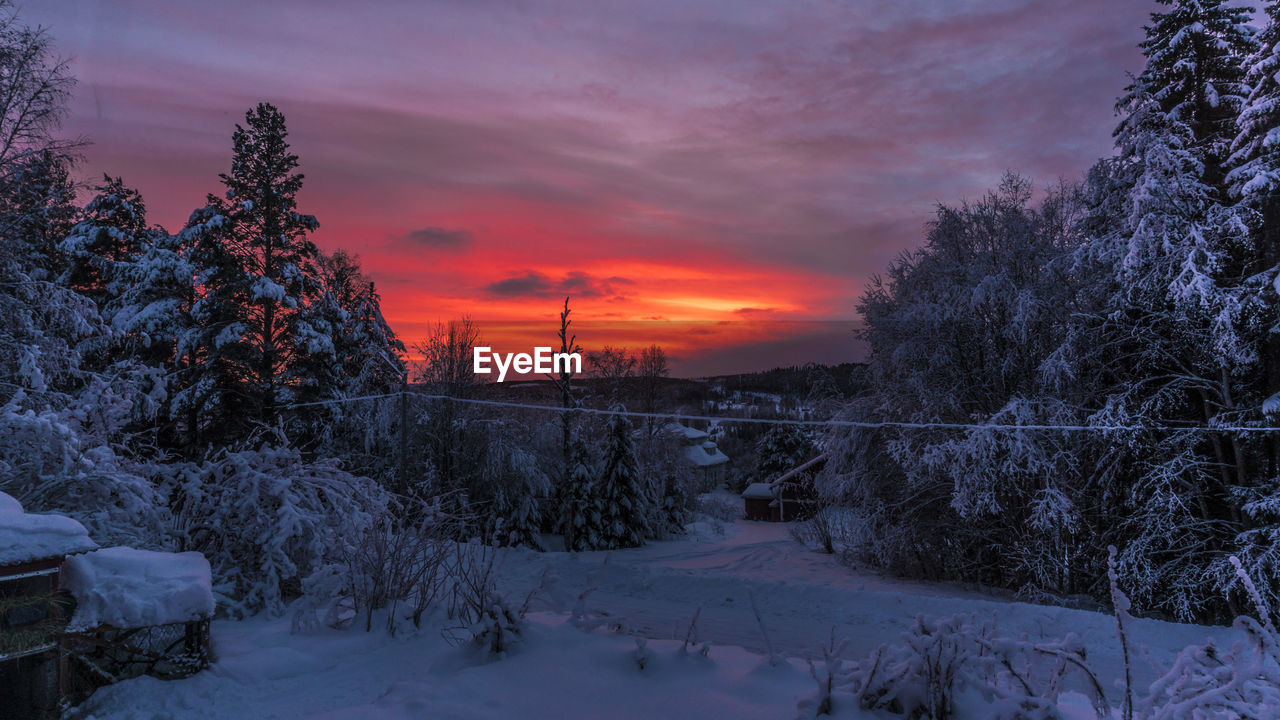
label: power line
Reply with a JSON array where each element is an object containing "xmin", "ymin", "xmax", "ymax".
[{"xmin": 279, "ymin": 390, "xmax": 1280, "ymax": 434}]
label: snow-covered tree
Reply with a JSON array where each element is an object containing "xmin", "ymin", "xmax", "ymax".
[
  {"xmin": 754, "ymin": 424, "xmax": 815, "ymax": 485},
  {"xmin": 316, "ymin": 249, "xmax": 405, "ymax": 395},
  {"xmin": 479, "ymin": 430, "xmax": 548, "ymax": 550},
  {"xmin": 179, "ymin": 103, "xmax": 323, "ymax": 445},
  {"xmin": 1122, "ymin": 0, "xmax": 1255, "ymax": 187},
  {"xmin": 559, "ymin": 436, "xmax": 602, "ymax": 551},
  {"xmin": 598, "ymin": 412, "xmax": 648, "ymax": 549},
  {"xmin": 821, "ymin": 177, "xmax": 1093, "ymax": 596},
  {"xmin": 60, "ymin": 176, "xmax": 150, "ymax": 311}
]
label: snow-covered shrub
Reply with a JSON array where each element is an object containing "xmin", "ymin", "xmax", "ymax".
[
  {"xmin": 694, "ymin": 492, "xmax": 741, "ymax": 523},
  {"xmin": 797, "ymin": 613, "xmax": 1108, "ymax": 719},
  {"xmin": 632, "ymin": 637, "xmax": 651, "ymax": 670},
  {"xmin": 444, "ymin": 539, "xmax": 527, "ymax": 657},
  {"xmin": 1133, "ymin": 556, "xmax": 1280, "ymax": 719},
  {"xmin": 791, "ymin": 505, "xmax": 856, "ymax": 555},
  {"xmin": 326, "ymin": 492, "xmax": 460, "ymax": 634},
  {"xmin": 172, "ymin": 442, "xmax": 391, "ymax": 617},
  {"xmin": 0, "ymin": 397, "xmax": 171, "ymax": 548},
  {"xmin": 797, "ymin": 635, "xmax": 847, "ymax": 719}
]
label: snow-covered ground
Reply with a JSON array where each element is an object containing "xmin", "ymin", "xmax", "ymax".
[{"xmin": 75, "ymin": 521, "xmax": 1236, "ymax": 719}]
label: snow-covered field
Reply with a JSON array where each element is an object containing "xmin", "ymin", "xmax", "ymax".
[{"xmin": 75, "ymin": 521, "xmax": 1236, "ymax": 719}]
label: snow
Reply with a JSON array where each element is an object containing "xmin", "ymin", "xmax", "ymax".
[
  {"xmin": 741, "ymin": 482, "xmax": 774, "ymax": 499},
  {"xmin": 77, "ymin": 611, "xmax": 816, "ymax": 720},
  {"xmin": 0, "ymin": 490, "xmax": 96, "ymax": 566},
  {"xmin": 0, "ymin": 491, "xmax": 22, "ymax": 515},
  {"xmin": 666, "ymin": 422, "xmax": 709, "ymax": 441},
  {"xmin": 76, "ymin": 522, "xmax": 1239, "ymax": 719},
  {"xmin": 61, "ymin": 546, "xmax": 215, "ymax": 631},
  {"xmin": 685, "ymin": 440, "xmax": 729, "ymax": 467},
  {"xmin": 1263, "ymin": 389, "xmax": 1280, "ymax": 416}
]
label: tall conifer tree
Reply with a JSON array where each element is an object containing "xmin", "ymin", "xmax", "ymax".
[{"xmin": 180, "ymin": 103, "xmax": 321, "ymax": 444}]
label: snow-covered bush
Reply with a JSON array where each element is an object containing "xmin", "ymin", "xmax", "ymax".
[
  {"xmin": 694, "ymin": 492, "xmax": 741, "ymax": 523},
  {"xmin": 172, "ymin": 442, "xmax": 392, "ymax": 617},
  {"xmin": 798, "ymin": 613, "xmax": 1108, "ymax": 719},
  {"xmin": 0, "ymin": 396, "xmax": 171, "ymax": 548},
  {"xmin": 1130, "ymin": 556, "xmax": 1280, "ymax": 719},
  {"xmin": 442, "ymin": 537, "xmax": 526, "ymax": 656},
  {"xmin": 325, "ymin": 492, "xmax": 460, "ymax": 634},
  {"xmin": 467, "ymin": 594, "xmax": 524, "ymax": 658}
]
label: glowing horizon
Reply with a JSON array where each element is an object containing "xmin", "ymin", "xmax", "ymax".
[{"xmin": 28, "ymin": 0, "xmax": 1149, "ymax": 375}]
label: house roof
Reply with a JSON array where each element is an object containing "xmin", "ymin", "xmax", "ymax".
[
  {"xmin": 667, "ymin": 422, "xmax": 709, "ymax": 442},
  {"xmin": 686, "ymin": 440, "xmax": 729, "ymax": 467},
  {"xmin": 0, "ymin": 492, "xmax": 97, "ymax": 567},
  {"xmin": 741, "ymin": 482, "xmax": 775, "ymax": 499},
  {"xmin": 771, "ymin": 454, "xmax": 827, "ymax": 486}
]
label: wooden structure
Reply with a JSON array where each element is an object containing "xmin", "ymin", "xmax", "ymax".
[
  {"xmin": 740, "ymin": 454, "xmax": 826, "ymax": 522},
  {"xmin": 0, "ymin": 493, "xmax": 96, "ymax": 719},
  {"xmin": 59, "ymin": 547, "xmax": 215, "ymax": 705},
  {"xmin": 1, "ymin": 494, "xmax": 213, "ymax": 715},
  {"xmin": 62, "ymin": 619, "xmax": 211, "ymax": 702}
]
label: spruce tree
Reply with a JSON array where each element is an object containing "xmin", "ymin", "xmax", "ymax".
[
  {"xmin": 180, "ymin": 103, "xmax": 322, "ymax": 444},
  {"xmin": 755, "ymin": 425, "xmax": 815, "ymax": 483},
  {"xmin": 598, "ymin": 412, "xmax": 648, "ymax": 549},
  {"xmin": 316, "ymin": 250, "xmax": 404, "ymax": 394},
  {"xmin": 560, "ymin": 437, "xmax": 602, "ymax": 551},
  {"xmin": 1224, "ymin": 1, "xmax": 1280, "ymax": 608},
  {"xmin": 1077, "ymin": 0, "xmax": 1261, "ymax": 619},
  {"xmin": 60, "ymin": 176, "xmax": 149, "ymax": 311},
  {"xmin": 1229, "ymin": 1, "xmax": 1280, "ymax": 202},
  {"xmin": 1121, "ymin": 0, "xmax": 1255, "ymax": 187}
]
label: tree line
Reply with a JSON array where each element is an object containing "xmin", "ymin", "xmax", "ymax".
[{"xmin": 821, "ymin": 0, "xmax": 1280, "ymax": 623}]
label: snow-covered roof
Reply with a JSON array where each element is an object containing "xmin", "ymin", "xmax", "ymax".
[
  {"xmin": 741, "ymin": 483, "xmax": 775, "ymax": 499},
  {"xmin": 0, "ymin": 491, "xmax": 97, "ymax": 567},
  {"xmin": 771, "ymin": 454, "xmax": 827, "ymax": 485},
  {"xmin": 667, "ymin": 422, "xmax": 709, "ymax": 442},
  {"xmin": 62, "ymin": 547, "xmax": 215, "ymax": 631},
  {"xmin": 686, "ymin": 441, "xmax": 729, "ymax": 467}
]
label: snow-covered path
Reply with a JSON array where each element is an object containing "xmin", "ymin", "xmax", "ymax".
[{"xmin": 496, "ymin": 521, "xmax": 1232, "ymax": 685}]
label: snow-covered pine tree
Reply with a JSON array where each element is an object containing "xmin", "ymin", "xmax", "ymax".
[
  {"xmin": 0, "ymin": 150, "xmax": 87, "ymax": 397},
  {"xmin": 0, "ymin": 147, "xmax": 76, "ymax": 283},
  {"xmin": 598, "ymin": 411, "xmax": 648, "ymax": 549},
  {"xmin": 1230, "ymin": 1, "xmax": 1280, "ymax": 203},
  {"xmin": 1087, "ymin": 0, "xmax": 1264, "ymax": 619},
  {"xmin": 1223, "ymin": 1, "xmax": 1280, "ymax": 615},
  {"xmin": 60, "ymin": 176, "xmax": 149, "ymax": 312},
  {"xmin": 179, "ymin": 103, "xmax": 323, "ymax": 445},
  {"xmin": 316, "ymin": 249, "xmax": 404, "ymax": 395},
  {"xmin": 754, "ymin": 424, "xmax": 815, "ymax": 485},
  {"xmin": 480, "ymin": 429, "xmax": 547, "ymax": 550},
  {"xmin": 559, "ymin": 436, "xmax": 603, "ymax": 551},
  {"xmin": 1123, "ymin": 0, "xmax": 1255, "ymax": 188}
]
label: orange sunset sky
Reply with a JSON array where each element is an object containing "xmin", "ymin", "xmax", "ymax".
[{"xmin": 27, "ymin": 0, "xmax": 1150, "ymax": 375}]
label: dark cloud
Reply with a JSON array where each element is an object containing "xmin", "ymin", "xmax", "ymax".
[
  {"xmin": 485, "ymin": 270, "xmax": 632, "ymax": 298},
  {"xmin": 405, "ymin": 226, "xmax": 472, "ymax": 248}
]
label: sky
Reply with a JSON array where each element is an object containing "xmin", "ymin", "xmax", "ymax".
[{"xmin": 26, "ymin": 0, "xmax": 1152, "ymax": 376}]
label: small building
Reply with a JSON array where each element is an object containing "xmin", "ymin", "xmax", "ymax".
[
  {"xmin": 668, "ymin": 423, "xmax": 730, "ymax": 489},
  {"xmin": 741, "ymin": 483, "xmax": 776, "ymax": 521},
  {"xmin": 0, "ymin": 492, "xmax": 97, "ymax": 719},
  {"xmin": 0, "ymin": 492, "xmax": 215, "ymax": 715},
  {"xmin": 740, "ymin": 454, "xmax": 826, "ymax": 522}
]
